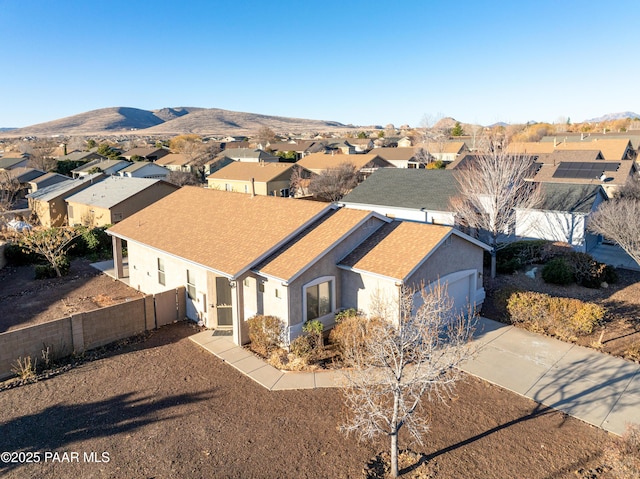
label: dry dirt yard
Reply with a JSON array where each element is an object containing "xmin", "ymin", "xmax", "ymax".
[
  {"xmin": 0, "ymin": 259, "xmax": 636, "ymax": 477},
  {"xmin": 0, "ymin": 321, "xmax": 616, "ymax": 479},
  {"xmin": 0, "ymin": 258, "xmax": 144, "ymax": 333}
]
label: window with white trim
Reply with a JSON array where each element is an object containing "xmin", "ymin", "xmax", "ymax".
[
  {"xmin": 157, "ymin": 258, "xmax": 165, "ymax": 286},
  {"xmin": 305, "ymin": 278, "xmax": 334, "ymax": 321},
  {"xmin": 186, "ymin": 269, "xmax": 196, "ymax": 299}
]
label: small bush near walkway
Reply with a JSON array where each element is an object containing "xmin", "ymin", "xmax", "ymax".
[
  {"xmin": 247, "ymin": 315, "xmax": 283, "ymax": 357},
  {"xmin": 604, "ymin": 423, "xmax": 640, "ymax": 478},
  {"xmin": 507, "ymin": 291, "xmax": 606, "ymax": 341}
]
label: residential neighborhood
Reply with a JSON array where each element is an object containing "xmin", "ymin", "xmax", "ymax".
[{"xmin": 1, "ymin": 114, "xmax": 640, "ymax": 477}]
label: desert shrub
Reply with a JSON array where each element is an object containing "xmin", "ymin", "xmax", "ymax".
[
  {"xmin": 289, "ymin": 335, "xmax": 314, "ymax": 359},
  {"xmin": 247, "ymin": 315, "xmax": 284, "ymax": 357},
  {"xmin": 542, "ymin": 257, "xmax": 574, "ymax": 285},
  {"xmin": 3, "ymin": 242, "xmax": 40, "ymax": 266},
  {"xmin": 604, "ymin": 423, "xmax": 640, "ymax": 478},
  {"xmin": 539, "ymin": 241, "xmax": 574, "ymax": 261},
  {"xmin": 11, "ymin": 356, "xmax": 37, "ymax": 380},
  {"xmin": 602, "ymin": 265, "xmax": 618, "ymax": 284},
  {"xmin": 426, "ymin": 160, "xmax": 445, "ymax": 169},
  {"xmin": 329, "ymin": 313, "xmax": 386, "ymax": 366},
  {"xmin": 625, "ymin": 343, "xmax": 640, "ymax": 362},
  {"xmin": 506, "ymin": 291, "xmax": 605, "ymax": 340}
]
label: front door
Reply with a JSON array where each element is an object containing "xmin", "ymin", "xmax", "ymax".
[{"xmin": 215, "ymin": 276, "xmax": 233, "ymax": 327}]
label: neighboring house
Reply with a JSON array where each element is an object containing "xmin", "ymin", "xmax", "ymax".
[
  {"xmin": 541, "ymin": 133, "xmax": 640, "ymax": 151},
  {"xmin": 206, "ymin": 162, "xmax": 295, "ymax": 196},
  {"xmin": 397, "ymin": 137, "xmax": 413, "ymax": 148},
  {"xmin": 155, "ymin": 153, "xmax": 194, "ymax": 173},
  {"xmin": 218, "ymin": 148, "xmax": 280, "ymax": 163},
  {"xmin": 0, "ymin": 156, "xmax": 30, "ymax": 170},
  {"xmin": 57, "ymin": 151, "xmax": 107, "ymax": 163},
  {"xmin": 65, "ymin": 176, "xmax": 179, "ymax": 227},
  {"xmin": 121, "ymin": 147, "xmax": 170, "ymax": 162},
  {"xmin": 415, "ymin": 141, "xmax": 469, "ymax": 163},
  {"xmin": 296, "ymin": 152, "xmax": 393, "ymax": 175},
  {"xmin": 370, "ymin": 147, "xmax": 418, "ymax": 168},
  {"xmin": 508, "ymin": 138, "xmax": 634, "ymax": 162},
  {"xmin": 27, "ymin": 173, "xmax": 105, "ymax": 227},
  {"xmin": 3, "ymin": 167, "xmax": 46, "ymax": 200},
  {"xmin": 27, "ymin": 172, "xmax": 69, "ymax": 193},
  {"xmin": 107, "ymin": 188, "xmax": 489, "ymax": 345},
  {"xmin": 515, "ymin": 183, "xmax": 607, "ymax": 252},
  {"xmin": 346, "ymin": 138, "xmax": 374, "ymax": 153},
  {"xmin": 341, "ymin": 168, "xmax": 458, "ymax": 225},
  {"xmin": 529, "ymin": 150, "xmax": 638, "ymax": 197},
  {"xmin": 118, "ymin": 162, "xmax": 170, "ymax": 179},
  {"xmin": 71, "ymin": 159, "xmax": 131, "ymax": 178}
]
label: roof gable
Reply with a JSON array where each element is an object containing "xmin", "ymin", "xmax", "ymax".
[
  {"xmin": 108, "ymin": 188, "xmax": 331, "ymax": 278},
  {"xmin": 255, "ymin": 208, "xmax": 380, "ymax": 282},
  {"xmin": 207, "ymin": 161, "xmax": 294, "ymax": 183},
  {"xmin": 339, "ymin": 221, "xmax": 454, "ymax": 282}
]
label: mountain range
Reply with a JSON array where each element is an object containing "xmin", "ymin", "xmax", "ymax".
[{"xmin": 0, "ymin": 107, "xmax": 355, "ymax": 137}]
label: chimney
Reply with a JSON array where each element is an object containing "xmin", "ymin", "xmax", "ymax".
[
  {"xmin": 553, "ymin": 138, "xmax": 557, "ymax": 147},
  {"xmin": 581, "ymin": 133, "xmax": 584, "ymax": 141},
  {"xmin": 251, "ymin": 177, "xmax": 255, "ymax": 197}
]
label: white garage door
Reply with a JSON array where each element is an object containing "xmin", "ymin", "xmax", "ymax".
[{"xmin": 445, "ymin": 272, "xmax": 473, "ymax": 316}]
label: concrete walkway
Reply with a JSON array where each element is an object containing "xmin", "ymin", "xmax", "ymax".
[
  {"xmin": 190, "ymin": 317, "xmax": 640, "ymax": 436},
  {"xmin": 590, "ymin": 243, "xmax": 640, "ymax": 271}
]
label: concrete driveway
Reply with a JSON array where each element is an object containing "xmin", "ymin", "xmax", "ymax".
[{"xmin": 590, "ymin": 243, "xmax": 640, "ymax": 271}]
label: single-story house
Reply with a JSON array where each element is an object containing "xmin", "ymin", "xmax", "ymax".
[
  {"xmin": 5, "ymin": 167, "xmax": 46, "ymax": 198},
  {"xmin": 341, "ymin": 168, "xmax": 458, "ymax": 225},
  {"xmin": 56, "ymin": 151, "xmax": 108, "ymax": 163},
  {"xmin": 296, "ymin": 152, "xmax": 393, "ymax": 176},
  {"xmin": 71, "ymin": 159, "xmax": 131, "ymax": 178},
  {"xmin": 107, "ymin": 188, "xmax": 489, "ymax": 345},
  {"xmin": 218, "ymin": 148, "xmax": 280, "ymax": 163},
  {"xmin": 206, "ymin": 161, "xmax": 295, "ymax": 196},
  {"xmin": 27, "ymin": 173, "xmax": 105, "ymax": 227},
  {"xmin": 0, "ymin": 156, "xmax": 30, "ymax": 170},
  {"xmin": 515, "ymin": 183, "xmax": 607, "ymax": 252},
  {"xmin": 369, "ymin": 147, "xmax": 418, "ymax": 168},
  {"xmin": 121, "ymin": 147, "xmax": 170, "ymax": 162},
  {"xmin": 65, "ymin": 176, "xmax": 179, "ymax": 227},
  {"xmin": 414, "ymin": 141, "xmax": 469, "ymax": 163},
  {"xmin": 118, "ymin": 161, "xmax": 170, "ymax": 179},
  {"xmin": 154, "ymin": 153, "xmax": 194, "ymax": 172},
  {"xmin": 27, "ymin": 172, "xmax": 70, "ymax": 193}
]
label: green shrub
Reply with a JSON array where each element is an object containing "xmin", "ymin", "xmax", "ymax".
[
  {"xmin": 302, "ymin": 319, "xmax": 324, "ymax": 350},
  {"xmin": 492, "ymin": 240, "xmax": 550, "ymax": 273},
  {"xmin": 71, "ymin": 226, "xmax": 113, "ymax": 259},
  {"xmin": 4, "ymin": 242, "xmax": 40, "ymax": 266},
  {"xmin": 247, "ymin": 315, "xmax": 284, "ymax": 357},
  {"xmin": 34, "ymin": 256, "xmax": 70, "ymax": 279},
  {"xmin": 542, "ymin": 257, "xmax": 574, "ymax": 285},
  {"xmin": 506, "ymin": 291, "xmax": 605, "ymax": 340},
  {"xmin": 602, "ymin": 265, "xmax": 618, "ymax": 284},
  {"xmin": 335, "ymin": 308, "xmax": 363, "ymax": 322}
]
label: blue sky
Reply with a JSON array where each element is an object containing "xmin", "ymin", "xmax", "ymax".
[{"xmin": 1, "ymin": 0, "xmax": 639, "ymax": 129}]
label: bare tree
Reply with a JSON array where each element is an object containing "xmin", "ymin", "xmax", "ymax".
[
  {"xmin": 307, "ymin": 162, "xmax": 359, "ymax": 202},
  {"xmin": 25, "ymin": 138, "xmax": 58, "ymax": 171},
  {"xmin": 166, "ymin": 170, "xmax": 202, "ymax": 187},
  {"xmin": 450, "ymin": 151, "xmax": 543, "ymax": 278},
  {"xmin": 289, "ymin": 165, "xmax": 312, "ymax": 197},
  {"xmin": 588, "ymin": 199, "xmax": 640, "ymax": 267},
  {"xmin": 340, "ymin": 284, "xmax": 474, "ymax": 478}
]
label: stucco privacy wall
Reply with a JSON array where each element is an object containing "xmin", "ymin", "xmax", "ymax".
[{"xmin": 0, "ymin": 288, "xmax": 185, "ymax": 380}]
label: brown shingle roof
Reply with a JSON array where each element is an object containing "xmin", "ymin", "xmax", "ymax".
[
  {"xmin": 108, "ymin": 187, "xmax": 330, "ymax": 278},
  {"xmin": 296, "ymin": 153, "xmax": 386, "ymax": 172},
  {"xmin": 206, "ymin": 161, "xmax": 294, "ymax": 183},
  {"xmin": 555, "ymin": 139, "xmax": 631, "ymax": 161},
  {"xmin": 506, "ymin": 142, "xmax": 556, "ymax": 154},
  {"xmin": 256, "ymin": 208, "xmax": 374, "ymax": 282},
  {"xmin": 155, "ymin": 153, "xmax": 191, "ymax": 167},
  {"xmin": 339, "ymin": 221, "xmax": 453, "ymax": 281}
]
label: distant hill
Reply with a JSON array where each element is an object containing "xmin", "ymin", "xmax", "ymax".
[
  {"xmin": 1, "ymin": 106, "xmax": 354, "ymax": 137},
  {"xmin": 585, "ymin": 111, "xmax": 640, "ymax": 122}
]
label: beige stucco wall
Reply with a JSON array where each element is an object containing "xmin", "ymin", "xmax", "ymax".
[
  {"xmin": 68, "ymin": 183, "xmax": 177, "ymax": 227},
  {"xmin": 207, "ymin": 178, "xmax": 291, "ymax": 196}
]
